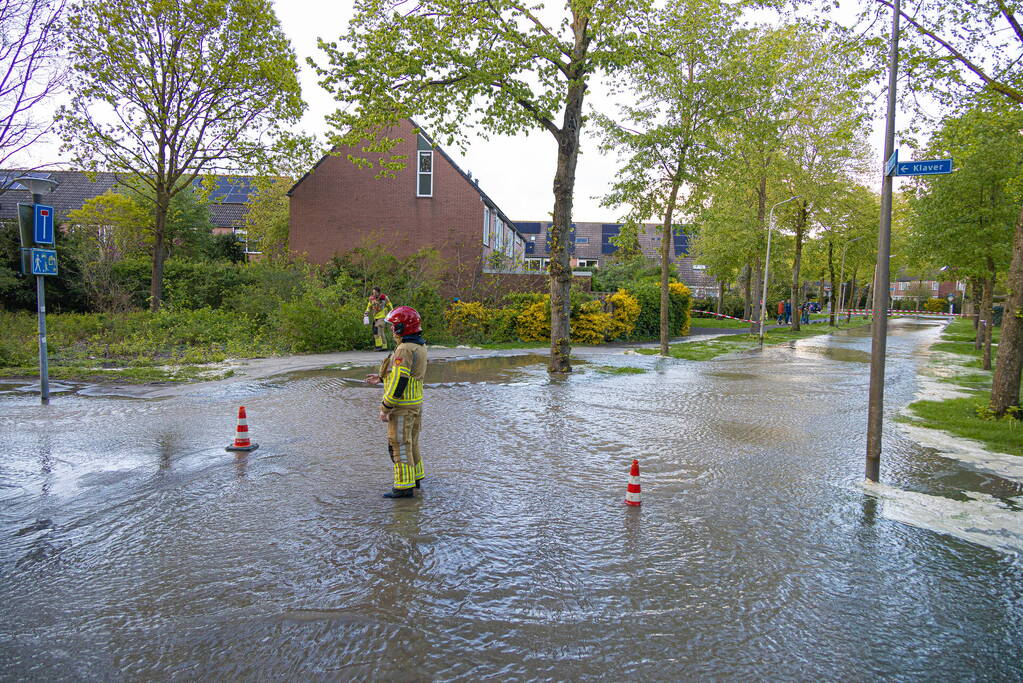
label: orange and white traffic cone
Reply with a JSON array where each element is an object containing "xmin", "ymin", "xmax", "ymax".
[
  {"xmin": 226, "ymin": 406, "xmax": 259, "ymax": 452},
  {"xmin": 625, "ymin": 459, "xmax": 641, "ymax": 506}
]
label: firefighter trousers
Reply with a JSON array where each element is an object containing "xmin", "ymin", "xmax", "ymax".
[
  {"xmin": 387, "ymin": 405, "xmax": 423, "ymax": 489},
  {"xmin": 372, "ymin": 318, "xmax": 389, "ymax": 349}
]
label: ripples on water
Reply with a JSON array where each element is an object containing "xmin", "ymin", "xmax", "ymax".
[{"xmin": 1, "ymin": 320, "xmax": 1020, "ymax": 679}]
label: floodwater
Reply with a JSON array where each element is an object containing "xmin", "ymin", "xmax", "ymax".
[{"xmin": 1, "ymin": 320, "xmax": 1021, "ymax": 680}]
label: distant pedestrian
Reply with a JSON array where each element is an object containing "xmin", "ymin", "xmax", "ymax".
[
  {"xmin": 777, "ymin": 300, "xmax": 785, "ymax": 325},
  {"xmin": 801, "ymin": 302, "xmax": 810, "ymax": 324},
  {"xmin": 784, "ymin": 300, "xmax": 792, "ymax": 325}
]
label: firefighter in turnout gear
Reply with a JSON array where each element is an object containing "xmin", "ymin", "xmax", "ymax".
[
  {"xmin": 364, "ymin": 287, "xmax": 392, "ymax": 351},
  {"xmin": 364, "ymin": 306, "xmax": 427, "ymax": 498}
]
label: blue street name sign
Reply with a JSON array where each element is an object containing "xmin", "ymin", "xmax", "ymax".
[
  {"xmin": 885, "ymin": 150, "xmax": 899, "ymax": 176},
  {"xmin": 30, "ymin": 248, "xmax": 58, "ymax": 276},
  {"xmin": 895, "ymin": 158, "xmax": 953, "ymax": 176},
  {"xmin": 34, "ymin": 204, "xmax": 54, "ymax": 244}
]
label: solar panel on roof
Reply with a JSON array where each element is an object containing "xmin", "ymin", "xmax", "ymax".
[{"xmin": 193, "ymin": 177, "xmax": 254, "ymax": 203}]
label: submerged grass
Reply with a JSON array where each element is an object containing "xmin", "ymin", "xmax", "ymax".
[
  {"xmin": 593, "ymin": 365, "xmax": 647, "ymax": 375},
  {"xmin": 636, "ymin": 320, "xmax": 864, "ymax": 361}
]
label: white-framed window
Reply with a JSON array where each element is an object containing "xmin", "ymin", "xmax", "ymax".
[
  {"xmin": 693, "ymin": 264, "xmax": 707, "ymax": 271},
  {"xmin": 504, "ymin": 225, "xmax": 513, "ymax": 255},
  {"xmin": 234, "ymin": 228, "xmax": 260, "ymax": 254},
  {"xmin": 524, "ymin": 258, "xmax": 548, "ymax": 272},
  {"xmin": 483, "ymin": 206, "xmax": 491, "ymax": 246},
  {"xmin": 577, "ymin": 259, "xmax": 599, "ymax": 268},
  {"xmin": 417, "ymin": 150, "xmax": 433, "ymax": 197}
]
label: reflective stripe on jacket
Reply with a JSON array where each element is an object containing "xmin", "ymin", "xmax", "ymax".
[{"xmin": 380, "ymin": 339, "xmax": 427, "ymax": 408}]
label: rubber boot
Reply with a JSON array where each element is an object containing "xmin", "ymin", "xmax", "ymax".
[
  {"xmin": 415, "ymin": 479, "xmax": 422, "ymax": 489},
  {"xmin": 383, "ymin": 488, "xmax": 414, "ymax": 499}
]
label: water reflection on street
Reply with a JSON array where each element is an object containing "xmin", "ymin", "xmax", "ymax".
[{"xmin": 1, "ymin": 319, "xmax": 1020, "ymax": 679}]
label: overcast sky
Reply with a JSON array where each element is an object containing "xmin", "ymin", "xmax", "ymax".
[
  {"xmin": 284, "ymin": 1, "xmax": 902, "ymax": 222},
  {"xmin": 17, "ymin": 0, "xmax": 894, "ymax": 222}
]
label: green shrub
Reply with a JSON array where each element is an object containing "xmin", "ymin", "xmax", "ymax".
[
  {"xmin": 924, "ymin": 297, "xmax": 948, "ymax": 313},
  {"xmin": 273, "ymin": 282, "xmax": 367, "ymax": 353},
  {"xmin": 627, "ymin": 280, "xmax": 692, "ymax": 339}
]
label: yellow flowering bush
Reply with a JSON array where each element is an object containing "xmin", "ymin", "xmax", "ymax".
[
  {"xmin": 669, "ymin": 281, "xmax": 692, "ymax": 335},
  {"xmin": 572, "ymin": 300, "xmax": 611, "ymax": 344},
  {"xmin": 444, "ymin": 301, "xmax": 488, "ymax": 341},
  {"xmin": 606, "ymin": 289, "xmax": 640, "ymax": 340},
  {"xmin": 516, "ymin": 298, "xmax": 550, "ymax": 342}
]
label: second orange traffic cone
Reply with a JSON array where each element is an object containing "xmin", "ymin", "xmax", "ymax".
[
  {"xmin": 625, "ymin": 459, "xmax": 642, "ymax": 506},
  {"xmin": 226, "ymin": 406, "xmax": 259, "ymax": 452}
]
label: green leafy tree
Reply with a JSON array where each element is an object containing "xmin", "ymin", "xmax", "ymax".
[
  {"xmin": 857, "ymin": 0, "xmax": 1023, "ymax": 415},
  {"xmin": 58, "ymin": 0, "xmax": 304, "ymax": 311},
  {"xmin": 312, "ymin": 0, "xmax": 649, "ymax": 373},
  {"xmin": 907, "ymin": 104, "xmax": 1022, "ymax": 369},
  {"xmin": 596, "ymin": 0, "xmax": 746, "ymax": 354}
]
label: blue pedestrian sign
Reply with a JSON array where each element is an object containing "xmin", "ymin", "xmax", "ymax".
[
  {"xmin": 30, "ymin": 248, "xmax": 58, "ymax": 276},
  {"xmin": 34, "ymin": 204, "xmax": 54, "ymax": 244},
  {"xmin": 885, "ymin": 150, "xmax": 953, "ymax": 177}
]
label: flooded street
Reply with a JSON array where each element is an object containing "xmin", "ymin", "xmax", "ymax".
[{"xmin": 1, "ymin": 319, "xmax": 1021, "ymax": 680}]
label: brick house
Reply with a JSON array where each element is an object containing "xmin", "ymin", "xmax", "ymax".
[
  {"xmin": 517, "ymin": 220, "xmax": 720, "ymax": 298},
  {"xmin": 287, "ymin": 119, "xmax": 526, "ymax": 275}
]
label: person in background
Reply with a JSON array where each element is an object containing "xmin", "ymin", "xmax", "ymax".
[
  {"xmin": 364, "ymin": 306, "xmax": 428, "ymax": 498},
  {"xmin": 364, "ymin": 287, "xmax": 392, "ymax": 351},
  {"xmin": 784, "ymin": 300, "xmax": 792, "ymax": 325},
  {"xmin": 777, "ymin": 300, "xmax": 785, "ymax": 325}
]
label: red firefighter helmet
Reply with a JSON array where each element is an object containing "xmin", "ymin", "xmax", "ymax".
[{"xmin": 385, "ymin": 306, "xmax": 422, "ymax": 335}]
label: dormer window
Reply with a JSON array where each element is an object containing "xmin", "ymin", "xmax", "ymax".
[{"xmin": 417, "ymin": 133, "xmax": 433, "ymax": 197}]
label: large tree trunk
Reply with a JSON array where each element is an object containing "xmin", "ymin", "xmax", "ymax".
[
  {"xmin": 750, "ymin": 175, "xmax": 767, "ymax": 335},
  {"xmin": 982, "ymin": 273, "xmax": 994, "ymax": 371},
  {"xmin": 827, "ymin": 239, "xmax": 836, "ymax": 326},
  {"xmin": 790, "ymin": 200, "xmax": 807, "ymax": 332},
  {"xmin": 990, "ymin": 202, "xmax": 1023, "ymax": 416},
  {"xmin": 547, "ymin": 14, "xmax": 590, "ymax": 374},
  {"xmin": 971, "ymin": 277, "xmax": 982, "ymax": 345},
  {"xmin": 660, "ymin": 172, "xmax": 684, "ymax": 356},
  {"xmin": 149, "ymin": 189, "xmax": 170, "ymax": 312},
  {"xmin": 847, "ymin": 265, "xmax": 858, "ymax": 323},
  {"xmin": 742, "ymin": 263, "xmax": 752, "ymax": 321}
]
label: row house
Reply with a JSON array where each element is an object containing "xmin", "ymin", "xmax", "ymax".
[
  {"xmin": 516, "ymin": 220, "xmax": 719, "ymax": 298},
  {"xmin": 0, "ymin": 170, "xmax": 256, "ymax": 251}
]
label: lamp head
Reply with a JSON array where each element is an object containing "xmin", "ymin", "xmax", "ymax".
[{"xmin": 13, "ymin": 176, "xmax": 59, "ymax": 197}]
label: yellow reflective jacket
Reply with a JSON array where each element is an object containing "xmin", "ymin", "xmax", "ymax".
[
  {"xmin": 379, "ymin": 339, "xmax": 427, "ymax": 408},
  {"xmin": 365, "ymin": 294, "xmax": 391, "ymax": 320}
]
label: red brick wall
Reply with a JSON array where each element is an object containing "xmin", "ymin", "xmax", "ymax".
[{"xmin": 289, "ymin": 119, "xmax": 485, "ymax": 267}]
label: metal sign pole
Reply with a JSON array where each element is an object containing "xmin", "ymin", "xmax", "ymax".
[
  {"xmin": 32, "ymin": 191, "xmax": 50, "ymax": 404},
  {"xmin": 37, "ymin": 273, "xmax": 49, "ymax": 404},
  {"xmin": 866, "ymin": 0, "xmax": 901, "ymax": 483}
]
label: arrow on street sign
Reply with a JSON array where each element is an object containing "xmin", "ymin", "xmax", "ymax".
[
  {"xmin": 894, "ymin": 158, "xmax": 953, "ymax": 176},
  {"xmin": 30, "ymin": 248, "xmax": 58, "ymax": 276}
]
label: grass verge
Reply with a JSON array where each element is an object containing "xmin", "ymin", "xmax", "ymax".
[{"xmin": 901, "ymin": 318, "xmax": 1021, "ymax": 456}]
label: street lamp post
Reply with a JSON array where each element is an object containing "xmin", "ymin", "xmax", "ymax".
[
  {"xmin": 759, "ymin": 195, "xmax": 800, "ymax": 345},
  {"xmin": 837, "ymin": 236, "xmax": 864, "ymax": 322},
  {"xmin": 16, "ymin": 176, "xmax": 60, "ymax": 404}
]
